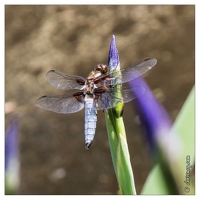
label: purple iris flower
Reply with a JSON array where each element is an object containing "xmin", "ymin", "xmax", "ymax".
[
  {"xmin": 5, "ymin": 115, "xmax": 20, "ymax": 192},
  {"xmin": 130, "ymin": 77, "xmax": 174, "ymax": 153},
  {"xmin": 108, "ymin": 35, "xmax": 120, "ymax": 71},
  {"xmin": 5, "ymin": 115, "xmax": 19, "ymax": 169}
]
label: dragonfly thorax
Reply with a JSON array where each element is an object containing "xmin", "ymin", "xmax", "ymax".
[
  {"xmin": 84, "ymin": 80, "xmax": 96, "ymax": 95},
  {"xmin": 84, "ymin": 65, "xmax": 107, "ymax": 95}
]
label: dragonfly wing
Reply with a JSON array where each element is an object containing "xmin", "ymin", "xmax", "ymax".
[
  {"xmin": 46, "ymin": 70, "xmax": 86, "ymax": 90},
  {"xmin": 36, "ymin": 93, "xmax": 84, "ymax": 114},
  {"xmin": 103, "ymin": 58, "xmax": 157, "ymax": 85},
  {"xmin": 121, "ymin": 85, "xmax": 145, "ymax": 102},
  {"xmin": 94, "ymin": 90, "xmax": 123, "ymax": 110},
  {"xmin": 94, "ymin": 85, "xmax": 145, "ymax": 110},
  {"xmin": 120, "ymin": 58, "xmax": 157, "ymax": 83}
]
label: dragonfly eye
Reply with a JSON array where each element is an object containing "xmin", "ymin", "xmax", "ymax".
[
  {"xmin": 94, "ymin": 64, "xmax": 108, "ymax": 74},
  {"xmin": 100, "ymin": 64, "xmax": 108, "ymax": 74}
]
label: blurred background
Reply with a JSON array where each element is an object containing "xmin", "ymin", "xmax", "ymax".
[{"xmin": 5, "ymin": 5, "xmax": 194, "ymax": 194}]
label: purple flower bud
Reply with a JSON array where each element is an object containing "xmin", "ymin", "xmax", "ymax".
[
  {"xmin": 5, "ymin": 115, "xmax": 20, "ymax": 192},
  {"xmin": 5, "ymin": 115, "xmax": 19, "ymax": 169},
  {"xmin": 130, "ymin": 77, "xmax": 174, "ymax": 152},
  {"xmin": 108, "ymin": 35, "xmax": 120, "ymax": 72}
]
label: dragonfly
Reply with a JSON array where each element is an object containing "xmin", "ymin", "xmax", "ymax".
[{"xmin": 36, "ymin": 58, "xmax": 157, "ymax": 149}]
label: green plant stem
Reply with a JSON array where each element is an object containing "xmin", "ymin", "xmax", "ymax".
[{"xmin": 105, "ymin": 107, "xmax": 136, "ymax": 194}]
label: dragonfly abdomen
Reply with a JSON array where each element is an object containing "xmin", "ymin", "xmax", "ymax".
[{"xmin": 84, "ymin": 95, "xmax": 97, "ymax": 149}]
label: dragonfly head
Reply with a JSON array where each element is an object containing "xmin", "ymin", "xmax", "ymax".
[{"xmin": 94, "ymin": 64, "xmax": 108, "ymax": 74}]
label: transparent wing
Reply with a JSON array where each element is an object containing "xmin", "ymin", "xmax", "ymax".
[
  {"xmin": 36, "ymin": 92, "xmax": 84, "ymax": 114},
  {"xmin": 94, "ymin": 85, "xmax": 145, "ymax": 110},
  {"xmin": 103, "ymin": 58, "xmax": 157, "ymax": 86},
  {"xmin": 119, "ymin": 57, "xmax": 157, "ymax": 83},
  {"xmin": 46, "ymin": 70, "xmax": 86, "ymax": 90}
]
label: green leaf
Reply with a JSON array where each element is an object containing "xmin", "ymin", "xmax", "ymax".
[
  {"xmin": 141, "ymin": 163, "xmax": 174, "ymax": 194},
  {"xmin": 174, "ymin": 87, "xmax": 195, "ymax": 165}
]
